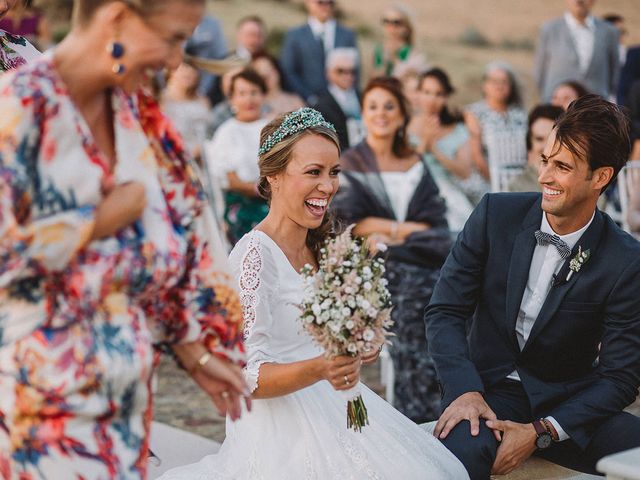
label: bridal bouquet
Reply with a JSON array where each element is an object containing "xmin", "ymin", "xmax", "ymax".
[{"xmin": 300, "ymin": 226, "xmax": 393, "ymax": 432}]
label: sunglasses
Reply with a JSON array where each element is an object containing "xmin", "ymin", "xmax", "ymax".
[
  {"xmin": 335, "ymin": 68, "xmax": 356, "ymax": 75},
  {"xmin": 382, "ymin": 18, "xmax": 405, "ymax": 27},
  {"xmin": 316, "ymin": 0, "xmax": 335, "ymax": 6}
]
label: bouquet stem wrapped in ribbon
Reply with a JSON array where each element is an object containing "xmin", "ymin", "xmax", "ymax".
[{"xmin": 300, "ymin": 226, "xmax": 393, "ymax": 432}]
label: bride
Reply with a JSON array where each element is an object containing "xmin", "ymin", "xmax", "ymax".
[{"xmin": 159, "ymin": 108, "xmax": 468, "ymax": 479}]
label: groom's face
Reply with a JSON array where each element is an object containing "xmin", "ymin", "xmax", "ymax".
[{"xmin": 538, "ymin": 130, "xmax": 603, "ymax": 223}]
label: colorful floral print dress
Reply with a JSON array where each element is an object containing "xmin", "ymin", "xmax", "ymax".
[
  {"xmin": 0, "ymin": 55, "xmax": 245, "ymax": 480},
  {"xmin": 0, "ymin": 30, "xmax": 39, "ymax": 73}
]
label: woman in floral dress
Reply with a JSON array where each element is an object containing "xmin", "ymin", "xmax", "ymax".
[{"xmin": 0, "ymin": 0, "xmax": 247, "ymax": 478}]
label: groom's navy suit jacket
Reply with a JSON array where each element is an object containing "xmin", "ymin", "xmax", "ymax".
[{"xmin": 425, "ymin": 193, "xmax": 640, "ymax": 450}]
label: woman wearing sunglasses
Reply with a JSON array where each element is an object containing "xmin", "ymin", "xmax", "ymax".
[{"xmin": 372, "ymin": 4, "xmax": 427, "ymax": 79}]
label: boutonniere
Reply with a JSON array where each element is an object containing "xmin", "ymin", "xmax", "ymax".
[{"xmin": 566, "ymin": 246, "xmax": 591, "ymax": 281}]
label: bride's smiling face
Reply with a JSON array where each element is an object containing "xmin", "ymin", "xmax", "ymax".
[{"xmin": 269, "ymin": 134, "xmax": 340, "ymax": 229}]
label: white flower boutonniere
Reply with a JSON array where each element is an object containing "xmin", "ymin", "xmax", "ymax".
[{"xmin": 566, "ymin": 246, "xmax": 591, "ymax": 281}]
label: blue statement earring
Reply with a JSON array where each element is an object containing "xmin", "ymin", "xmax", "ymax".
[{"xmin": 107, "ymin": 41, "xmax": 126, "ymax": 74}]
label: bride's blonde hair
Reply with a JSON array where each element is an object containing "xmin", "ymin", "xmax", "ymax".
[{"xmin": 258, "ymin": 113, "xmax": 340, "ymax": 260}]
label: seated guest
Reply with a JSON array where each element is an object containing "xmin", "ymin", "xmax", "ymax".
[
  {"xmin": 465, "ymin": 61, "xmax": 527, "ymax": 185},
  {"xmin": 426, "ymin": 95, "xmax": 640, "ymax": 479},
  {"xmin": 410, "ymin": 68, "xmax": 485, "ymax": 208},
  {"xmin": 333, "ymin": 77, "xmax": 452, "ymax": 424},
  {"xmin": 372, "ymin": 5, "xmax": 427, "ymax": 79},
  {"xmin": 280, "ymin": 0, "xmax": 358, "ymax": 103},
  {"xmin": 205, "ymin": 68, "xmax": 270, "ymax": 245},
  {"xmin": 251, "ymin": 52, "xmax": 304, "ymax": 119},
  {"xmin": 508, "ymin": 104, "xmax": 564, "ymax": 193},
  {"xmin": 310, "ymin": 47, "xmax": 362, "ymax": 150},
  {"xmin": 551, "ymin": 80, "xmax": 589, "ymax": 111},
  {"xmin": 184, "ymin": 14, "xmax": 227, "ymax": 104},
  {"xmin": 234, "ymin": 15, "xmax": 267, "ymax": 61},
  {"xmin": 162, "ymin": 61, "xmax": 212, "ymax": 161}
]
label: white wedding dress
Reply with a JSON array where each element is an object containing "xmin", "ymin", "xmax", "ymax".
[{"xmin": 159, "ymin": 230, "xmax": 469, "ymax": 480}]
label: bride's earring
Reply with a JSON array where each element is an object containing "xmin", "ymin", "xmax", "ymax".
[{"xmin": 107, "ymin": 37, "xmax": 126, "ymax": 75}]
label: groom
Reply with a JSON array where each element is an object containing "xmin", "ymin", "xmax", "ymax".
[{"xmin": 425, "ymin": 94, "xmax": 640, "ymax": 479}]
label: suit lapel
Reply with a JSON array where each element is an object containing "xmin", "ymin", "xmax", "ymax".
[
  {"xmin": 560, "ymin": 20, "xmax": 581, "ymax": 67},
  {"xmin": 303, "ymin": 24, "xmax": 324, "ymax": 58},
  {"xmin": 505, "ymin": 199, "xmax": 541, "ymax": 345},
  {"xmin": 586, "ymin": 22, "xmax": 605, "ymax": 75},
  {"xmin": 523, "ymin": 210, "xmax": 605, "ymax": 351}
]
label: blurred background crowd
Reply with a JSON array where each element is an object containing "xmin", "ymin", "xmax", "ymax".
[{"xmin": 4, "ymin": 0, "xmax": 640, "ymax": 432}]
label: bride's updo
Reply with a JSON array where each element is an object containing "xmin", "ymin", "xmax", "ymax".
[{"xmin": 257, "ymin": 109, "xmax": 340, "ymax": 259}]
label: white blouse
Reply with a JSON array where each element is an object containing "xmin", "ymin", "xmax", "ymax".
[
  {"xmin": 380, "ymin": 161, "xmax": 424, "ymax": 222},
  {"xmin": 204, "ymin": 117, "xmax": 268, "ymax": 188}
]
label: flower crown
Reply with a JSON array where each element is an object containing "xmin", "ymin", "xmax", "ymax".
[{"xmin": 258, "ymin": 107, "xmax": 336, "ymax": 156}]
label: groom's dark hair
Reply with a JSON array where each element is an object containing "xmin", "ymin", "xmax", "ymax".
[{"xmin": 553, "ymin": 94, "xmax": 631, "ymax": 192}]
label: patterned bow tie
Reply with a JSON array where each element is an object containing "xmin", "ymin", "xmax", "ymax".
[{"xmin": 534, "ymin": 230, "xmax": 572, "ymax": 259}]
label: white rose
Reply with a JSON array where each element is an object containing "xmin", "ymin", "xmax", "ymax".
[
  {"xmin": 363, "ymin": 328, "xmax": 375, "ymax": 342},
  {"xmin": 342, "ymin": 308, "xmax": 352, "ymax": 317},
  {"xmin": 321, "ymin": 299, "xmax": 332, "ymax": 309},
  {"xmin": 311, "ymin": 304, "xmax": 322, "ymax": 316},
  {"xmin": 367, "ymin": 307, "xmax": 378, "ymax": 318},
  {"xmin": 355, "ymin": 277, "xmax": 363, "ymax": 285},
  {"xmin": 360, "ymin": 299, "xmax": 371, "ymax": 309},
  {"xmin": 347, "ymin": 343, "xmax": 358, "ymax": 353},
  {"xmin": 346, "ymin": 319, "xmax": 355, "ymax": 329},
  {"xmin": 329, "ymin": 322, "xmax": 342, "ymax": 333},
  {"xmin": 363, "ymin": 281, "xmax": 372, "ymax": 291}
]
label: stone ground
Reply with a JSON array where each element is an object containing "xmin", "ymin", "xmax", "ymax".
[
  {"xmin": 153, "ymin": 355, "xmax": 386, "ymax": 443},
  {"xmin": 154, "ymin": 355, "xmax": 640, "ymax": 444}
]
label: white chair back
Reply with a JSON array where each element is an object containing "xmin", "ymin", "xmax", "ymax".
[
  {"xmin": 618, "ymin": 160, "xmax": 640, "ymax": 234},
  {"xmin": 485, "ymin": 129, "xmax": 527, "ymax": 192}
]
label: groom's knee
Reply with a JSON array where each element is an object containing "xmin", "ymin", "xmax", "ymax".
[{"xmin": 439, "ymin": 420, "xmax": 498, "ymax": 480}]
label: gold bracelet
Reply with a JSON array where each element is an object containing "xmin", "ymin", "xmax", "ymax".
[{"xmin": 189, "ymin": 351, "xmax": 212, "ymax": 375}]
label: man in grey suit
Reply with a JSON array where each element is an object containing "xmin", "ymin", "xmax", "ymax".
[
  {"xmin": 280, "ymin": 0, "xmax": 358, "ymax": 103},
  {"xmin": 535, "ymin": 0, "xmax": 619, "ymax": 102}
]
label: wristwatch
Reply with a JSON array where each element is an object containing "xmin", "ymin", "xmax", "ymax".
[{"xmin": 532, "ymin": 419, "xmax": 553, "ymax": 450}]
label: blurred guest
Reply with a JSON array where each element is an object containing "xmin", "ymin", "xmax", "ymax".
[
  {"xmin": 618, "ymin": 45, "xmax": 640, "ymax": 107},
  {"xmin": 234, "ymin": 15, "xmax": 267, "ymax": 61},
  {"xmin": 162, "ymin": 61, "xmax": 212, "ymax": 160},
  {"xmin": 401, "ymin": 69, "xmax": 422, "ymax": 115},
  {"xmin": 551, "ymin": 79, "xmax": 589, "ymax": 110},
  {"xmin": 280, "ymin": 0, "xmax": 358, "ymax": 103},
  {"xmin": 603, "ymin": 14, "xmax": 627, "ymax": 66},
  {"xmin": 465, "ymin": 61, "xmax": 527, "ymax": 184},
  {"xmin": 0, "ymin": 0, "xmax": 40, "ymax": 72},
  {"xmin": 251, "ymin": 51, "xmax": 304, "ymax": 118},
  {"xmin": 0, "ymin": 0, "xmax": 248, "ymax": 477},
  {"xmin": 508, "ymin": 104, "xmax": 564, "ymax": 192},
  {"xmin": 535, "ymin": 0, "xmax": 619, "ymax": 101},
  {"xmin": 0, "ymin": 0, "xmax": 51, "ymax": 50},
  {"xmin": 333, "ymin": 77, "xmax": 452, "ymax": 423},
  {"xmin": 410, "ymin": 68, "xmax": 487, "ymax": 205},
  {"xmin": 310, "ymin": 47, "xmax": 362, "ymax": 150},
  {"xmin": 210, "ymin": 65, "xmax": 243, "ymax": 134},
  {"xmin": 372, "ymin": 4, "xmax": 426, "ymax": 79},
  {"xmin": 185, "ymin": 14, "xmax": 227, "ymax": 104},
  {"xmin": 205, "ymin": 68, "xmax": 270, "ymax": 245},
  {"xmin": 408, "ymin": 68, "xmax": 474, "ymax": 232}
]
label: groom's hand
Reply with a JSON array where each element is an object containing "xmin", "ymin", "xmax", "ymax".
[
  {"xmin": 486, "ymin": 420, "xmax": 537, "ymax": 475},
  {"xmin": 434, "ymin": 391, "xmax": 500, "ymax": 441}
]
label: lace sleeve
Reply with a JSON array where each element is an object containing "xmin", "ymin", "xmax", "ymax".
[{"xmin": 233, "ymin": 232, "xmax": 279, "ymax": 392}]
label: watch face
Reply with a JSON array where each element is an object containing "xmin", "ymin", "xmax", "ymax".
[{"xmin": 536, "ymin": 433, "xmax": 552, "ymax": 449}]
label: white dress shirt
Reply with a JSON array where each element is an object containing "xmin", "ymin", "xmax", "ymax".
[
  {"xmin": 507, "ymin": 211, "xmax": 595, "ymax": 441},
  {"xmin": 308, "ymin": 17, "xmax": 336, "ymax": 53},
  {"xmin": 380, "ymin": 162, "xmax": 423, "ymax": 222},
  {"xmin": 564, "ymin": 12, "xmax": 596, "ymax": 74}
]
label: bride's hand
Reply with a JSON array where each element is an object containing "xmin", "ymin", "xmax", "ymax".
[
  {"xmin": 361, "ymin": 345, "xmax": 383, "ymax": 365},
  {"xmin": 321, "ymin": 355, "xmax": 362, "ymax": 391}
]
